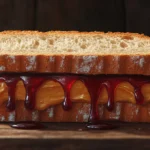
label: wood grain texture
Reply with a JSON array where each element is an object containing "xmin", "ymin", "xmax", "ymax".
[
  {"xmin": 1, "ymin": 122, "xmax": 150, "ymax": 139},
  {"xmin": 125, "ymin": 0, "xmax": 150, "ymax": 36},
  {"xmin": 36, "ymin": 0, "xmax": 125, "ymax": 32},
  {"xmin": 0, "ymin": 0, "xmax": 35, "ymax": 31},
  {"xmin": 0, "ymin": 123, "xmax": 150, "ymax": 149},
  {"xmin": 0, "ymin": 0, "xmax": 150, "ymax": 37}
]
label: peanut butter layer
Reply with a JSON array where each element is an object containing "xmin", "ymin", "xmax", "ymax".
[{"xmin": 0, "ymin": 80, "xmax": 150, "ymax": 110}]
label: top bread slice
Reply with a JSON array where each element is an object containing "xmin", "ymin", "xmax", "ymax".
[{"xmin": 0, "ymin": 31, "xmax": 150, "ymax": 75}]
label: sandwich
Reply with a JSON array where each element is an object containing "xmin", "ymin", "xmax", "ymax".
[{"xmin": 0, "ymin": 31, "xmax": 150, "ymax": 128}]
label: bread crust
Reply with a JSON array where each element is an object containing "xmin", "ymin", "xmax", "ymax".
[
  {"xmin": 0, "ymin": 54, "xmax": 149, "ymax": 75},
  {"xmin": 0, "ymin": 30, "xmax": 149, "ymax": 40},
  {"xmin": 0, "ymin": 101, "xmax": 149, "ymax": 122}
]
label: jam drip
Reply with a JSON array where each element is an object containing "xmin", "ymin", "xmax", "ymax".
[
  {"xmin": 5, "ymin": 78, "xmax": 18, "ymax": 111},
  {"xmin": 56, "ymin": 76, "xmax": 78, "ymax": 110},
  {"xmin": 83, "ymin": 78, "xmax": 100, "ymax": 123},
  {"xmin": 84, "ymin": 78, "xmax": 116, "ymax": 129},
  {"xmin": 21, "ymin": 77, "xmax": 44, "ymax": 110},
  {"xmin": 128, "ymin": 78, "xmax": 146, "ymax": 104},
  {"xmin": 0, "ymin": 74, "xmax": 150, "ymax": 129},
  {"xmin": 101, "ymin": 81, "xmax": 114, "ymax": 111}
]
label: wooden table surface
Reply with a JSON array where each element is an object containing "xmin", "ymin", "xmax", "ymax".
[{"xmin": 0, "ymin": 122, "xmax": 150, "ymax": 150}]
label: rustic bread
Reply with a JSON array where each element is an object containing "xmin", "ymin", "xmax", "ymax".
[
  {"xmin": 1, "ymin": 101, "xmax": 150, "ymax": 122},
  {"xmin": 0, "ymin": 31, "xmax": 150, "ymax": 74},
  {"xmin": 0, "ymin": 31, "xmax": 150, "ymax": 123}
]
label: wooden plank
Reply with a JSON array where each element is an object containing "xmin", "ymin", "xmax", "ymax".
[
  {"xmin": 0, "ymin": 122, "xmax": 150, "ymax": 149},
  {"xmin": 0, "ymin": 0, "xmax": 35, "ymax": 31},
  {"xmin": 36, "ymin": 0, "xmax": 125, "ymax": 32},
  {"xmin": 1, "ymin": 122, "xmax": 150, "ymax": 139},
  {"xmin": 125, "ymin": 0, "xmax": 150, "ymax": 36},
  {"xmin": 1, "ymin": 139, "xmax": 150, "ymax": 150}
]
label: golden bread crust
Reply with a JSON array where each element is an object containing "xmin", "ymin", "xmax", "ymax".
[
  {"xmin": 0, "ymin": 30, "xmax": 149, "ymax": 40},
  {"xmin": 0, "ymin": 54, "xmax": 149, "ymax": 75},
  {"xmin": 0, "ymin": 101, "xmax": 150, "ymax": 122}
]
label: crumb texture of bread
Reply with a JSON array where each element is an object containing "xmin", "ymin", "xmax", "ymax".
[{"xmin": 0, "ymin": 31, "xmax": 150, "ymax": 55}]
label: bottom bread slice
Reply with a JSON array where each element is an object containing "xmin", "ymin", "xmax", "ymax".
[{"xmin": 0, "ymin": 101, "xmax": 150, "ymax": 122}]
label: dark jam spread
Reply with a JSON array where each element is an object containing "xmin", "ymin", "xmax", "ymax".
[
  {"xmin": 1, "ymin": 73, "xmax": 149, "ymax": 129},
  {"xmin": 11, "ymin": 121, "xmax": 45, "ymax": 129}
]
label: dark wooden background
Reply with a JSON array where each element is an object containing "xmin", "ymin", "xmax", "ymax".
[{"xmin": 0, "ymin": 0, "xmax": 150, "ymax": 35}]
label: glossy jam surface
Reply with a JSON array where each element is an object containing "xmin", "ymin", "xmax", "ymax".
[
  {"xmin": 86, "ymin": 122, "xmax": 118, "ymax": 130},
  {"xmin": 11, "ymin": 122, "xmax": 45, "ymax": 129},
  {"xmin": 1, "ymin": 73, "xmax": 150, "ymax": 129}
]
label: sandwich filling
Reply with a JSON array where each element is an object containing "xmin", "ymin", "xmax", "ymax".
[{"xmin": 0, "ymin": 73, "xmax": 150, "ymax": 123}]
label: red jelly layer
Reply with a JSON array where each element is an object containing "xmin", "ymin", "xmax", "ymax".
[{"xmin": 0, "ymin": 73, "xmax": 149, "ymax": 128}]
